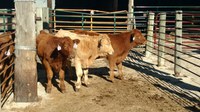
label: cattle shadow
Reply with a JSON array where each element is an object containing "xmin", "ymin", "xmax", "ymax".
[
  {"xmin": 122, "ymin": 49, "xmax": 200, "ymax": 111},
  {"xmin": 88, "ymin": 66, "xmax": 113, "ymax": 82},
  {"xmin": 37, "ymin": 63, "xmax": 77, "ymax": 92}
]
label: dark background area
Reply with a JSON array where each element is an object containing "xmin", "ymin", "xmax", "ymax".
[{"xmin": 0, "ymin": 0, "xmax": 200, "ymax": 11}]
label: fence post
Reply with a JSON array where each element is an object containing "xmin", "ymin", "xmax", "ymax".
[
  {"xmin": 90, "ymin": 10, "xmax": 94, "ymax": 31},
  {"xmin": 174, "ymin": 10, "xmax": 183, "ymax": 76},
  {"xmin": 158, "ymin": 12, "xmax": 166, "ymax": 66},
  {"xmin": 127, "ymin": 0, "xmax": 134, "ymax": 30},
  {"xmin": 14, "ymin": 0, "xmax": 38, "ymax": 102},
  {"xmin": 145, "ymin": 12, "xmax": 155, "ymax": 57},
  {"xmin": 42, "ymin": 7, "xmax": 49, "ymax": 30},
  {"xmin": 36, "ymin": 8, "xmax": 43, "ymax": 35}
]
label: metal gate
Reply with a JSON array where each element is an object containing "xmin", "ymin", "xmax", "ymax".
[{"xmin": 49, "ymin": 9, "xmax": 132, "ymax": 33}]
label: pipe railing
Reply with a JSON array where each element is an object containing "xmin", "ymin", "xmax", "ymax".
[{"xmin": 145, "ymin": 10, "xmax": 200, "ymax": 77}]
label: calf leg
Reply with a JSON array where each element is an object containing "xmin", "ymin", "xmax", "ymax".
[
  {"xmin": 59, "ymin": 68, "xmax": 66, "ymax": 93},
  {"xmin": 109, "ymin": 60, "xmax": 115, "ymax": 82},
  {"xmin": 117, "ymin": 62, "xmax": 124, "ymax": 80},
  {"xmin": 75, "ymin": 59, "xmax": 83, "ymax": 91},
  {"xmin": 82, "ymin": 68, "xmax": 89, "ymax": 86},
  {"xmin": 43, "ymin": 59, "xmax": 53, "ymax": 93}
]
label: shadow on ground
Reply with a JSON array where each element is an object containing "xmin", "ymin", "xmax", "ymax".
[{"xmin": 123, "ymin": 49, "xmax": 200, "ymax": 112}]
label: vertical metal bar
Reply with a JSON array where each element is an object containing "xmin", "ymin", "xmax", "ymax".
[
  {"xmin": 145, "ymin": 12, "xmax": 155, "ymax": 57},
  {"xmin": 3, "ymin": 14, "xmax": 6, "ymax": 32},
  {"xmin": 53, "ymin": 9, "xmax": 56, "ymax": 31},
  {"xmin": 174, "ymin": 10, "xmax": 183, "ymax": 76},
  {"xmin": 158, "ymin": 12, "xmax": 166, "ymax": 66},
  {"xmin": 133, "ymin": 15, "xmax": 136, "ymax": 29},
  {"xmin": 7, "ymin": 9, "xmax": 12, "ymax": 31},
  {"xmin": 36, "ymin": 8, "xmax": 43, "ymax": 35},
  {"xmin": 42, "ymin": 7, "xmax": 49, "ymax": 30},
  {"xmin": 90, "ymin": 10, "xmax": 93, "ymax": 31},
  {"xmin": 114, "ymin": 13, "xmax": 116, "ymax": 33},
  {"xmin": 48, "ymin": 8, "xmax": 53, "ymax": 33},
  {"xmin": 81, "ymin": 14, "xmax": 84, "ymax": 30}
]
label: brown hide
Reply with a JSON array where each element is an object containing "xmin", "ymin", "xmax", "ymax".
[
  {"xmin": 36, "ymin": 30, "xmax": 79, "ymax": 93},
  {"xmin": 107, "ymin": 29, "xmax": 146, "ymax": 81}
]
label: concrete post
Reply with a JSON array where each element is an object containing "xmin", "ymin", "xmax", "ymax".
[
  {"xmin": 145, "ymin": 12, "xmax": 155, "ymax": 57},
  {"xmin": 158, "ymin": 12, "xmax": 166, "ymax": 66},
  {"xmin": 174, "ymin": 10, "xmax": 183, "ymax": 76}
]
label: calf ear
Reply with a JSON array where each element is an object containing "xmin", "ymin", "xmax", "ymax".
[
  {"xmin": 73, "ymin": 39, "xmax": 80, "ymax": 49},
  {"xmin": 98, "ymin": 38, "xmax": 102, "ymax": 48},
  {"xmin": 73, "ymin": 39, "xmax": 80, "ymax": 44},
  {"xmin": 130, "ymin": 33, "xmax": 135, "ymax": 43}
]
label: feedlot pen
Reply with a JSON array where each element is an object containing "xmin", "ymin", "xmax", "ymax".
[{"xmin": 1, "ymin": 6, "xmax": 200, "ymax": 112}]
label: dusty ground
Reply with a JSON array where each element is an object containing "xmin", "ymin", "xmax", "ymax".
[{"xmin": 1, "ymin": 49, "xmax": 200, "ymax": 112}]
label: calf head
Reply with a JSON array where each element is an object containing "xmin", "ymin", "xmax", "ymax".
[
  {"xmin": 55, "ymin": 37, "xmax": 80, "ymax": 59},
  {"xmin": 98, "ymin": 34, "xmax": 114, "ymax": 56},
  {"xmin": 130, "ymin": 29, "xmax": 146, "ymax": 46}
]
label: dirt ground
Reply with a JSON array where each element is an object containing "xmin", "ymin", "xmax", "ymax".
[{"xmin": 1, "ymin": 49, "xmax": 200, "ymax": 112}]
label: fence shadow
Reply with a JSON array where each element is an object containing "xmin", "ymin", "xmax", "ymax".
[{"xmin": 123, "ymin": 49, "xmax": 200, "ymax": 111}]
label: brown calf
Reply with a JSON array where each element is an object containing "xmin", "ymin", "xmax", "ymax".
[{"xmin": 36, "ymin": 30, "xmax": 80, "ymax": 93}]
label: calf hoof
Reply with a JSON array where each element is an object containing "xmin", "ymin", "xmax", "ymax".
[
  {"xmin": 75, "ymin": 87, "xmax": 80, "ymax": 92},
  {"xmin": 61, "ymin": 89, "xmax": 66, "ymax": 93},
  {"xmin": 60, "ymin": 85, "xmax": 66, "ymax": 93},
  {"xmin": 82, "ymin": 83, "xmax": 89, "ymax": 87},
  {"xmin": 109, "ymin": 76, "xmax": 114, "ymax": 82},
  {"xmin": 117, "ymin": 75, "xmax": 124, "ymax": 80},
  {"xmin": 46, "ymin": 87, "xmax": 52, "ymax": 93},
  {"xmin": 109, "ymin": 77, "xmax": 114, "ymax": 83},
  {"xmin": 75, "ymin": 82, "xmax": 81, "ymax": 92},
  {"xmin": 82, "ymin": 81, "xmax": 90, "ymax": 87}
]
